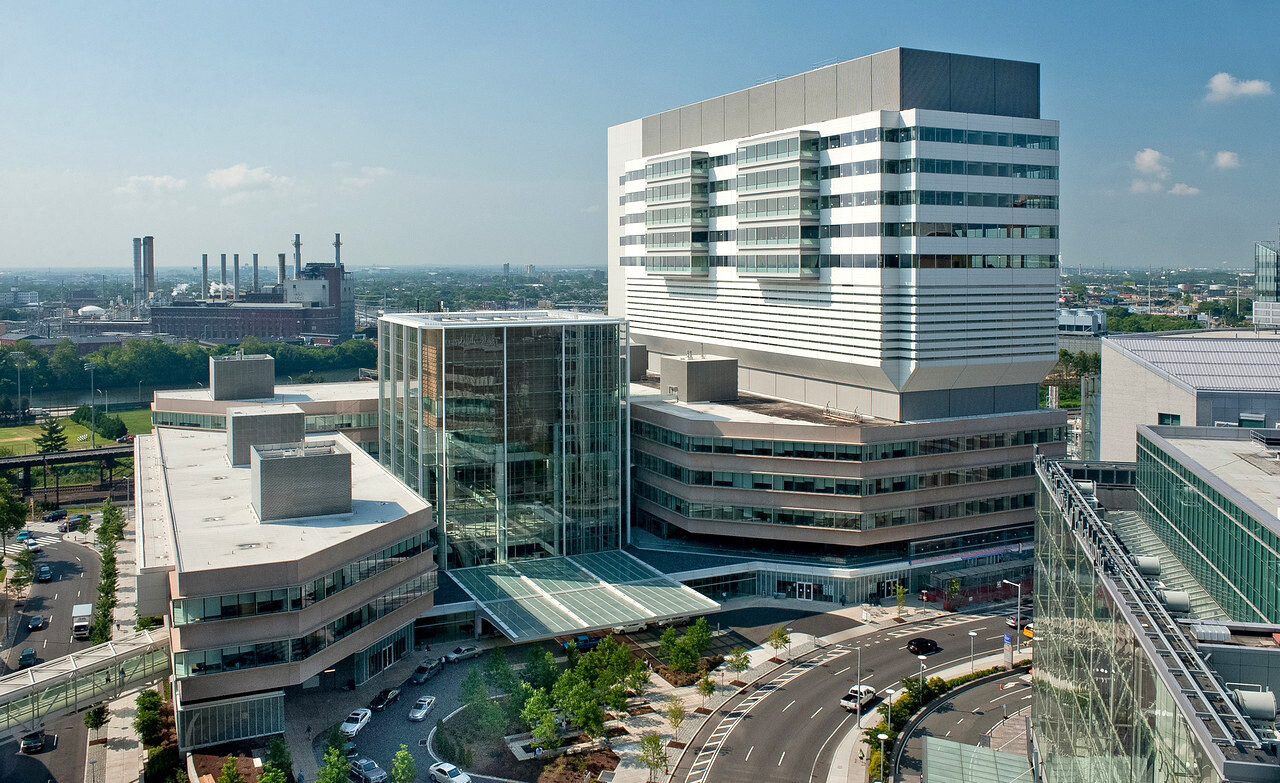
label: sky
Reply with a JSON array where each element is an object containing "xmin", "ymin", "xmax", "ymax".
[{"xmin": 1, "ymin": 1, "xmax": 1277, "ymax": 271}]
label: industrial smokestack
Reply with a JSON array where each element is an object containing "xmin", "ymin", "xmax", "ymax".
[
  {"xmin": 293, "ymin": 234, "xmax": 302, "ymax": 279},
  {"xmin": 142, "ymin": 236, "xmax": 155, "ymax": 295},
  {"xmin": 132, "ymin": 238, "xmax": 143, "ymax": 306},
  {"xmin": 252, "ymin": 253, "xmax": 259, "ymax": 292},
  {"xmin": 333, "ymin": 233, "xmax": 342, "ymax": 268},
  {"xmin": 277, "ymin": 253, "xmax": 286, "ymax": 286},
  {"xmin": 220, "ymin": 253, "xmax": 227, "ymax": 301},
  {"xmin": 201, "ymin": 254, "xmax": 209, "ymax": 299},
  {"xmin": 233, "ymin": 254, "xmax": 240, "ymax": 301}
]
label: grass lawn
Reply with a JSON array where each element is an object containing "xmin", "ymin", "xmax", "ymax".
[
  {"xmin": 0, "ymin": 417, "xmax": 103, "ymax": 455},
  {"xmin": 115, "ymin": 408, "xmax": 154, "ymax": 435}
]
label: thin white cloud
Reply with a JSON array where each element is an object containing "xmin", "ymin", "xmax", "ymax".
[
  {"xmin": 1205, "ymin": 72, "xmax": 1273, "ymax": 102},
  {"xmin": 581, "ymin": 204, "xmax": 601, "ymax": 213},
  {"xmin": 1169, "ymin": 183, "xmax": 1200, "ymax": 196},
  {"xmin": 206, "ymin": 163, "xmax": 294, "ymax": 192},
  {"xmin": 114, "ymin": 174, "xmax": 187, "ymax": 196},
  {"xmin": 1213, "ymin": 150, "xmax": 1240, "ymax": 169},
  {"xmin": 339, "ymin": 166, "xmax": 392, "ymax": 191},
  {"xmin": 1133, "ymin": 148, "xmax": 1170, "ymax": 179},
  {"xmin": 1130, "ymin": 179, "xmax": 1164, "ymax": 194}
]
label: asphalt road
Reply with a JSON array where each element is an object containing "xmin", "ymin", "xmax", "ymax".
[
  {"xmin": 896, "ymin": 672, "xmax": 1032, "ymax": 779},
  {"xmin": 687, "ymin": 614, "xmax": 1008, "ymax": 783},
  {"xmin": 0, "ymin": 517, "xmax": 103, "ymax": 783}
]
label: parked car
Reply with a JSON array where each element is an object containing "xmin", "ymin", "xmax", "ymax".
[
  {"xmin": 408, "ymin": 696, "xmax": 437, "ymax": 722},
  {"xmin": 15, "ymin": 529, "xmax": 33, "ymax": 542},
  {"xmin": 116, "ymin": 435, "xmax": 135, "ymax": 444},
  {"xmin": 341, "ymin": 742, "xmax": 359, "ymax": 760},
  {"xmin": 18, "ymin": 648, "xmax": 37, "ymax": 668},
  {"xmin": 27, "ymin": 615, "xmax": 44, "ymax": 631},
  {"xmin": 36, "ymin": 565, "xmax": 53, "ymax": 582},
  {"xmin": 906, "ymin": 637, "xmax": 938, "ymax": 655},
  {"xmin": 428, "ymin": 762, "xmax": 471, "ymax": 783},
  {"xmin": 409, "ymin": 658, "xmax": 443, "ymax": 684},
  {"xmin": 349, "ymin": 758, "xmax": 388, "ymax": 783},
  {"xmin": 445, "ymin": 645, "xmax": 480, "ymax": 663},
  {"xmin": 339, "ymin": 708, "xmax": 372, "ymax": 737},
  {"xmin": 564, "ymin": 635, "xmax": 600, "ymax": 651},
  {"xmin": 41, "ymin": 509, "xmax": 66, "ymax": 523},
  {"xmin": 612, "ymin": 622, "xmax": 647, "ymax": 634},
  {"xmin": 25, "ymin": 539, "xmax": 42, "ymax": 554},
  {"xmin": 839, "ymin": 685, "xmax": 877, "ymax": 712},
  {"xmin": 19, "ymin": 731, "xmax": 44, "ymax": 753},
  {"xmin": 1006, "ymin": 615, "xmax": 1030, "ymax": 629},
  {"xmin": 57, "ymin": 521, "xmax": 73, "ymax": 533},
  {"xmin": 369, "ymin": 688, "xmax": 400, "ymax": 712}
]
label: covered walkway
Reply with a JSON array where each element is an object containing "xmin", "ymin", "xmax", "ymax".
[{"xmin": 0, "ymin": 627, "xmax": 170, "ymax": 733}]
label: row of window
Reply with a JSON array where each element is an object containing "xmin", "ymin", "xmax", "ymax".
[
  {"xmin": 820, "ymin": 190, "xmax": 1058, "ymax": 209},
  {"xmin": 171, "ymin": 532, "xmax": 435, "ymax": 625},
  {"xmin": 822, "ymin": 222, "xmax": 1057, "ymax": 239},
  {"xmin": 736, "ymin": 166, "xmax": 819, "ymax": 193},
  {"xmin": 738, "ymin": 196, "xmax": 820, "ymax": 221},
  {"xmin": 173, "ymin": 573, "xmax": 436, "ymax": 678},
  {"xmin": 623, "ymin": 253, "xmax": 1060, "ymax": 269},
  {"xmin": 645, "ymin": 156, "xmax": 710, "ymax": 181},
  {"xmin": 818, "ymin": 159, "xmax": 1058, "ymax": 180},
  {"xmin": 632, "ymin": 420, "xmax": 1063, "ymax": 460},
  {"xmin": 644, "ymin": 256, "xmax": 709, "ymax": 274},
  {"xmin": 739, "ymin": 224, "xmax": 820, "ymax": 247},
  {"xmin": 645, "ymin": 230, "xmax": 708, "ymax": 249},
  {"xmin": 645, "ymin": 181, "xmax": 709, "ymax": 204},
  {"xmin": 636, "ymin": 480, "xmax": 1037, "ymax": 531},
  {"xmin": 821, "ymin": 126, "xmax": 1058, "ymax": 150},
  {"xmin": 635, "ymin": 451, "xmax": 1034, "ymax": 496},
  {"xmin": 735, "ymin": 254, "xmax": 819, "ymax": 275},
  {"xmin": 737, "ymin": 135, "xmax": 820, "ymax": 166},
  {"xmin": 645, "ymin": 206, "xmax": 709, "ymax": 226},
  {"xmin": 152, "ymin": 411, "xmax": 377, "ymax": 432}
]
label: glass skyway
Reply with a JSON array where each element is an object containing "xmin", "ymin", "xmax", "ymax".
[
  {"xmin": 0, "ymin": 628, "xmax": 170, "ymax": 733},
  {"xmin": 449, "ymin": 550, "xmax": 719, "ymax": 641}
]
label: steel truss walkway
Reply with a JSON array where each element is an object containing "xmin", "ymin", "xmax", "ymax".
[{"xmin": 0, "ymin": 628, "xmax": 170, "ymax": 734}]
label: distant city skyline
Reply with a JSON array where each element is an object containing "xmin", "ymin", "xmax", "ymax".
[{"xmin": 1, "ymin": 1, "xmax": 1276, "ymax": 270}]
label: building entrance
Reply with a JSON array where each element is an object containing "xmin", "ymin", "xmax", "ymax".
[{"xmin": 796, "ymin": 582, "xmax": 815, "ymax": 600}]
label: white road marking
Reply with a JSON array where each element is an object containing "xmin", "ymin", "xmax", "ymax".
[
  {"xmin": 956, "ymin": 717, "xmax": 964, "ymax": 724},
  {"xmin": 833, "ymin": 666, "xmax": 850, "ymax": 675},
  {"xmin": 744, "ymin": 746, "xmax": 753, "ymax": 762},
  {"xmin": 945, "ymin": 730, "xmax": 952, "ymax": 737},
  {"xmin": 777, "ymin": 752, "xmax": 785, "ymax": 766},
  {"xmin": 810, "ymin": 707, "xmax": 823, "ymax": 719},
  {"xmin": 861, "ymin": 673, "xmax": 874, "ymax": 682},
  {"xmin": 986, "ymin": 634, "xmax": 1006, "ymax": 640},
  {"xmin": 782, "ymin": 699, "xmax": 795, "ymax": 712},
  {"xmin": 76, "ymin": 556, "xmax": 81, "ymax": 562},
  {"xmin": 53, "ymin": 593, "xmax": 58, "ymax": 600}
]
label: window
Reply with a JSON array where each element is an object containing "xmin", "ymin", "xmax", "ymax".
[
  {"xmin": 1239, "ymin": 413, "xmax": 1266, "ymax": 428},
  {"xmin": 1158, "ymin": 413, "xmax": 1181, "ymax": 426}
]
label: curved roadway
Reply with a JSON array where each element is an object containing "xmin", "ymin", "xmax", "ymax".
[{"xmin": 678, "ymin": 614, "xmax": 1008, "ymax": 783}]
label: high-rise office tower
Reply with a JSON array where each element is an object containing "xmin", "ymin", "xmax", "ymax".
[{"xmin": 608, "ymin": 47, "xmax": 1060, "ymax": 422}]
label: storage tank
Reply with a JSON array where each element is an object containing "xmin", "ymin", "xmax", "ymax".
[
  {"xmin": 1232, "ymin": 690, "xmax": 1277, "ymax": 722},
  {"xmin": 1134, "ymin": 556, "xmax": 1162, "ymax": 576}
]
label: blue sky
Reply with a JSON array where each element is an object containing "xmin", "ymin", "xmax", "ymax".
[{"xmin": 2, "ymin": 1, "xmax": 1276, "ymax": 271}]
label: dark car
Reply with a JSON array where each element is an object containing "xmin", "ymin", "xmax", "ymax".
[
  {"xmin": 42, "ymin": 509, "xmax": 67, "ymax": 523},
  {"xmin": 369, "ymin": 688, "xmax": 400, "ymax": 712},
  {"xmin": 27, "ymin": 615, "xmax": 44, "ymax": 631},
  {"xmin": 20, "ymin": 731, "xmax": 44, "ymax": 753},
  {"xmin": 409, "ymin": 658, "xmax": 443, "ymax": 684},
  {"xmin": 36, "ymin": 564, "xmax": 53, "ymax": 582},
  {"xmin": 18, "ymin": 648, "xmax": 37, "ymax": 668},
  {"xmin": 906, "ymin": 637, "xmax": 938, "ymax": 655}
]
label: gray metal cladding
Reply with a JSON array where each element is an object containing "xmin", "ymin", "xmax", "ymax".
[
  {"xmin": 899, "ymin": 49, "xmax": 952, "ymax": 112},
  {"xmin": 679, "ymin": 103, "xmax": 702, "ymax": 149},
  {"xmin": 724, "ymin": 89, "xmax": 749, "ymax": 138},
  {"xmin": 994, "ymin": 59, "xmax": 1040, "ymax": 118},
  {"xmin": 836, "ymin": 56, "xmax": 873, "ymax": 118},
  {"xmin": 949, "ymin": 54, "xmax": 996, "ymax": 115},
  {"xmin": 659, "ymin": 108, "xmax": 682, "ymax": 151},
  {"xmin": 775, "ymin": 74, "xmax": 807, "ymax": 128},
  {"xmin": 642, "ymin": 114, "xmax": 662, "ymax": 157},
  {"xmin": 701, "ymin": 96, "xmax": 726, "ymax": 143},
  {"xmin": 747, "ymin": 83, "xmax": 776, "ymax": 135},
  {"xmin": 804, "ymin": 64, "xmax": 838, "ymax": 123},
  {"xmin": 870, "ymin": 50, "xmax": 901, "ymax": 111}
]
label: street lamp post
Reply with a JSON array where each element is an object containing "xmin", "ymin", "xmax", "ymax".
[
  {"xmin": 917, "ymin": 653, "xmax": 927, "ymax": 701},
  {"xmin": 84, "ymin": 362, "xmax": 96, "ymax": 448},
  {"xmin": 968, "ymin": 630, "xmax": 978, "ymax": 672},
  {"xmin": 97, "ymin": 388, "xmax": 108, "ymax": 414},
  {"xmin": 855, "ymin": 645, "xmax": 863, "ymax": 726},
  {"xmin": 1002, "ymin": 579, "xmax": 1023, "ymax": 650},
  {"xmin": 878, "ymin": 732, "xmax": 889, "ymax": 783},
  {"xmin": 785, "ymin": 627, "xmax": 793, "ymax": 660},
  {"xmin": 10, "ymin": 351, "xmax": 24, "ymax": 425}
]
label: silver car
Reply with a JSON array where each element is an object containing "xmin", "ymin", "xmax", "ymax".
[{"xmin": 408, "ymin": 695, "xmax": 437, "ymax": 722}]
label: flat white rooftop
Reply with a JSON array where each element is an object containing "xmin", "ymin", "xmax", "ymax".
[
  {"xmin": 383, "ymin": 310, "xmax": 622, "ymax": 328},
  {"xmin": 1162, "ymin": 435, "xmax": 1280, "ymax": 526},
  {"xmin": 137, "ymin": 428, "xmax": 427, "ymax": 573},
  {"xmin": 629, "ymin": 382, "xmax": 891, "ymax": 427},
  {"xmin": 154, "ymin": 380, "xmax": 377, "ymax": 406}
]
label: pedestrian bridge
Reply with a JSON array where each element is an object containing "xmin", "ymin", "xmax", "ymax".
[{"xmin": 0, "ymin": 628, "xmax": 170, "ymax": 734}]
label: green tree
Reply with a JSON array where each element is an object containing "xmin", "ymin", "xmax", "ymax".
[
  {"xmin": 523, "ymin": 647, "xmax": 559, "ymax": 690},
  {"xmin": 482, "ymin": 647, "xmax": 518, "ymax": 697},
  {"xmin": 217, "ymin": 758, "xmax": 245, "ymax": 783},
  {"xmin": 78, "ymin": 514, "xmax": 91, "ymax": 534},
  {"xmin": 6, "ymin": 567, "xmax": 31, "ymax": 597},
  {"xmin": 765, "ymin": 627, "xmax": 791, "ymax": 659},
  {"xmin": 657, "ymin": 626, "xmax": 678, "ymax": 662},
  {"xmin": 726, "ymin": 647, "xmax": 751, "ymax": 682},
  {"xmin": 460, "ymin": 666, "xmax": 487, "ymax": 710},
  {"xmin": 133, "ymin": 709, "xmax": 163, "ymax": 746},
  {"xmin": 258, "ymin": 766, "xmax": 287, "ymax": 783},
  {"xmin": 33, "ymin": 418, "xmax": 68, "ymax": 453},
  {"xmin": 317, "ymin": 745, "xmax": 348, "ymax": 783},
  {"xmin": 665, "ymin": 694, "xmax": 686, "ymax": 732},
  {"xmin": 638, "ymin": 732, "xmax": 670, "ymax": 782},
  {"xmin": 552, "ymin": 668, "xmax": 605, "ymax": 738},
  {"xmin": 266, "ymin": 736, "xmax": 292, "ymax": 775},
  {"xmin": 896, "ymin": 583, "xmax": 908, "ymax": 614},
  {"xmin": 696, "ymin": 674, "xmax": 715, "ymax": 708},
  {"xmin": 522, "ymin": 688, "xmax": 560, "ymax": 750},
  {"xmin": 391, "ymin": 744, "xmax": 416, "ymax": 783},
  {"xmin": 84, "ymin": 705, "xmax": 109, "ymax": 731},
  {"xmin": 0, "ymin": 478, "xmax": 25, "ymax": 557},
  {"xmin": 11, "ymin": 545, "xmax": 36, "ymax": 580}
]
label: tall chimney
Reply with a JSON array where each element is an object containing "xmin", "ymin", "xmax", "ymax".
[
  {"xmin": 252, "ymin": 253, "xmax": 259, "ymax": 292},
  {"xmin": 233, "ymin": 254, "xmax": 240, "ymax": 301},
  {"xmin": 293, "ymin": 234, "xmax": 302, "ymax": 279},
  {"xmin": 333, "ymin": 233, "xmax": 342, "ymax": 268},
  {"xmin": 201, "ymin": 254, "xmax": 209, "ymax": 299},
  {"xmin": 220, "ymin": 253, "xmax": 227, "ymax": 301},
  {"xmin": 277, "ymin": 253, "xmax": 286, "ymax": 287},
  {"xmin": 132, "ymin": 238, "xmax": 143, "ymax": 306},
  {"xmin": 142, "ymin": 236, "xmax": 155, "ymax": 295}
]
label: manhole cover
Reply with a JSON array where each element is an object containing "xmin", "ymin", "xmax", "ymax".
[{"xmin": 418, "ymin": 739, "xmax": 430, "ymax": 747}]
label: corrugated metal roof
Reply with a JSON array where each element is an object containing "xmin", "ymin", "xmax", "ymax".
[{"xmin": 1110, "ymin": 336, "xmax": 1280, "ymax": 391}]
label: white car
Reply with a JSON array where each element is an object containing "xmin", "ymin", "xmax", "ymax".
[
  {"xmin": 408, "ymin": 696, "xmax": 437, "ymax": 722},
  {"xmin": 428, "ymin": 762, "xmax": 471, "ymax": 783},
  {"xmin": 840, "ymin": 685, "xmax": 877, "ymax": 712},
  {"xmin": 612, "ymin": 622, "xmax": 647, "ymax": 634},
  {"xmin": 24, "ymin": 540, "xmax": 41, "ymax": 554},
  {"xmin": 339, "ymin": 708, "xmax": 372, "ymax": 737},
  {"xmin": 444, "ymin": 645, "xmax": 480, "ymax": 663}
]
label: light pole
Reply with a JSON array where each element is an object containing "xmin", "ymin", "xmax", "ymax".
[
  {"xmin": 90, "ymin": 759, "xmax": 98, "ymax": 783},
  {"xmin": 855, "ymin": 645, "xmax": 863, "ymax": 726},
  {"xmin": 878, "ymin": 732, "xmax": 889, "ymax": 783},
  {"xmin": 84, "ymin": 362, "xmax": 96, "ymax": 448},
  {"xmin": 138, "ymin": 380, "xmax": 143, "ymax": 406},
  {"xmin": 96, "ymin": 388, "xmax": 108, "ymax": 414},
  {"xmin": 785, "ymin": 627, "xmax": 793, "ymax": 660},
  {"xmin": 968, "ymin": 630, "xmax": 978, "ymax": 672},
  {"xmin": 917, "ymin": 653, "xmax": 927, "ymax": 701},
  {"xmin": 1002, "ymin": 579, "xmax": 1023, "ymax": 650},
  {"xmin": 10, "ymin": 351, "xmax": 24, "ymax": 425}
]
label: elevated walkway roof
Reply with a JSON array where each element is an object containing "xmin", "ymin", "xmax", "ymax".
[{"xmin": 449, "ymin": 550, "xmax": 719, "ymax": 642}]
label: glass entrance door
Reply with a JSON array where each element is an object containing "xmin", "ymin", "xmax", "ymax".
[{"xmin": 797, "ymin": 582, "xmax": 814, "ymax": 600}]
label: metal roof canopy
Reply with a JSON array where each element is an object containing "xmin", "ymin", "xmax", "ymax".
[
  {"xmin": 449, "ymin": 550, "xmax": 720, "ymax": 642},
  {"xmin": 922, "ymin": 736, "xmax": 1032, "ymax": 783}
]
